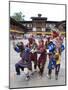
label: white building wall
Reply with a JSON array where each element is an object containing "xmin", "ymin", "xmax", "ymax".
[
  {"xmin": 33, "ymin": 27, "xmax": 36, "ymax": 31},
  {"xmin": 42, "ymin": 28, "xmax": 45, "ymax": 31}
]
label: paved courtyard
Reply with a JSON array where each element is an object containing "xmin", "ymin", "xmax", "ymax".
[{"xmin": 9, "ymin": 38, "xmax": 66, "ymax": 88}]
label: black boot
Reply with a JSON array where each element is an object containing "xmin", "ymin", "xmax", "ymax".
[
  {"xmin": 15, "ymin": 63, "xmax": 20, "ymax": 75},
  {"xmin": 55, "ymin": 75, "xmax": 58, "ymax": 80}
]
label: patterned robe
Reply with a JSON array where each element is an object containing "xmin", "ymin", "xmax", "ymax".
[
  {"xmin": 37, "ymin": 44, "xmax": 47, "ymax": 65},
  {"xmin": 17, "ymin": 47, "xmax": 32, "ymax": 68},
  {"xmin": 28, "ymin": 42, "xmax": 37, "ymax": 61}
]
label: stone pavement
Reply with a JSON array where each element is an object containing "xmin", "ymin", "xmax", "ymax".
[{"xmin": 9, "ymin": 39, "xmax": 66, "ymax": 88}]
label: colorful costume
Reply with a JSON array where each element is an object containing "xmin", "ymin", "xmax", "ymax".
[
  {"xmin": 28, "ymin": 38, "xmax": 37, "ymax": 70},
  {"xmin": 15, "ymin": 47, "xmax": 32, "ymax": 75},
  {"xmin": 37, "ymin": 40, "xmax": 47, "ymax": 75},
  {"xmin": 48, "ymin": 57, "xmax": 56, "ymax": 70},
  {"xmin": 55, "ymin": 52, "xmax": 61, "ymax": 80}
]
